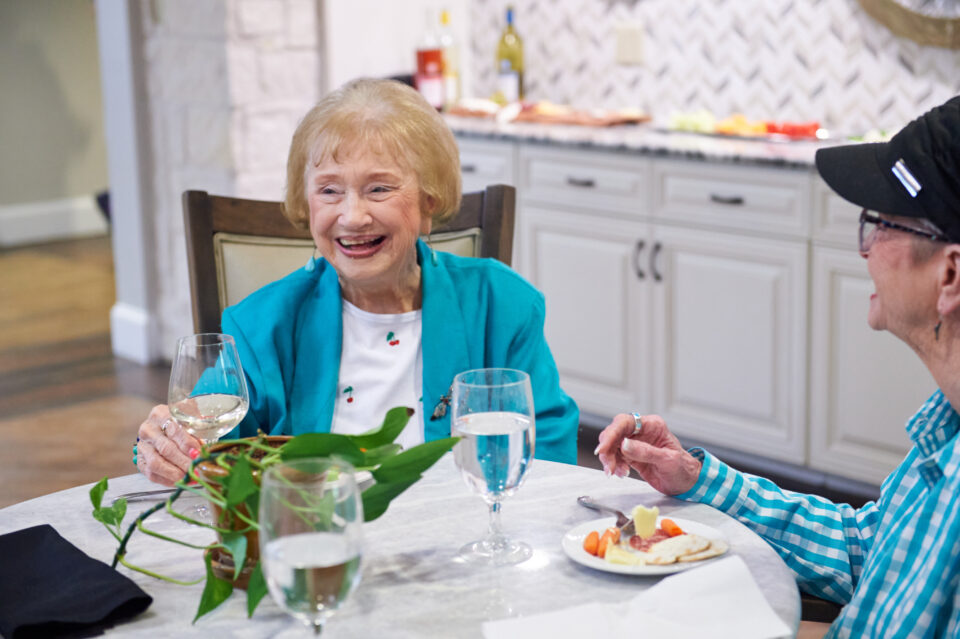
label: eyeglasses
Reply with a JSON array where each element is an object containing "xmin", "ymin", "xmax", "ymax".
[{"xmin": 858, "ymin": 209, "xmax": 949, "ymax": 253}]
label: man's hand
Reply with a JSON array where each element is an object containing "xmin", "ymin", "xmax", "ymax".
[{"xmin": 594, "ymin": 413, "xmax": 702, "ymax": 496}]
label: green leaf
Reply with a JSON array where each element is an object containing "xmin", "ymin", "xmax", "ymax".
[
  {"xmin": 371, "ymin": 437, "xmax": 459, "ymax": 484},
  {"xmin": 360, "ymin": 443, "xmax": 402, "ymax": 467},
  {"xmin": 280, "ymin": 433, "xmax": 365, "ymax": 466},
  {"xmin": 349, "ymin": 407, "xmax": 414, "ymax": 449},
  {"xmin": 112, "ymin": 498, "xmax": 127, "ymax": 526},
  {"xmin": 222, "ymin": 456, "xmax": 257, "ymax": 509},
  {"xmin": 90, "ymin": 477, "xmax": 108, "ymax": 510},
  {"xmin": 92, "ymin": 508, "xmax": 118, "ymax": 527},
  {"xmin": 220, "ymin": 532, "xmax": 248, "ymax": 582},
  {"xmin": 361, "ymin": 478, "xmax": 419, "ymax": 521},
  {"xmin": 246, "ymin": 560, "xmax": 268, "ymax": 618},
  {"xmin": 194, "ymin": 551, "xmax": 234, "ymax": 623},
  {"xmin": 243, "ymin": 490, "xmax": 260, "ymax": 527}
]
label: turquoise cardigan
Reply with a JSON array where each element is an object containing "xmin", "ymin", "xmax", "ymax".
[{"xmin": 221, "ymin": 239, "xmax": 578, "ymax": 464}]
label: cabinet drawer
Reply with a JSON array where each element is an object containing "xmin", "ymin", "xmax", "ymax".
[
  {"xmin": 812, "ymin": 175, "xmax": 860, "ymax": 250},
  {"xmin": 519, "ymin": 146, "xmax": 650, "ymax": 216},
  {"xmin": 457, "ymin": 138, "xmax": 515, "ymax": 193},
  {"xmin": 652, "ymin": 160, "xmax": 812, "ymax": 237}
]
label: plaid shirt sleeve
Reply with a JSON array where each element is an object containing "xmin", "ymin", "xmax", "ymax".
[{"xmin": 675, "ymin": 448, "xmax": 880, "ymax": 605}]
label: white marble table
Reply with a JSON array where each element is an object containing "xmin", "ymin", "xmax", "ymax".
[{"xmin": 0, "ymin": 456, "xmax": 800, "ymax": 637}]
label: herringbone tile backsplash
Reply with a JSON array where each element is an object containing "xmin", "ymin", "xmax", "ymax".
[{"xmin": 469, "ymin": 0, "xmax": 960, "ymax": 133}]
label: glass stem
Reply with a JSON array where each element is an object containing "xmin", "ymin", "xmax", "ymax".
[{"xmin": 487, "ymin": 500, "xmax": 505, "ymax": 547}]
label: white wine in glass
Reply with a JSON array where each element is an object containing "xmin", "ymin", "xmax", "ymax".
[
  {"xmin": 168, "ymin": 333, "xmax": 249, "ymax": 445},
  {"xmin": 452, "ymin": 368, "xmax": 535, "ymax": 565},
  {"xmin": 260, "ymin": 458, "xmax": 363, "ymax": 635}
]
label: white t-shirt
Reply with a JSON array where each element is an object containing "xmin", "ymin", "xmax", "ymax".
[{"xmin": 331, "ymin": 299, "xmax": 424, "ymax": 450}]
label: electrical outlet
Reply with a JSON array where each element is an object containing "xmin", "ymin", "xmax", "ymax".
[{"xmin": 615, "ymin": 22, "xmax": 644, "ymax": 66}]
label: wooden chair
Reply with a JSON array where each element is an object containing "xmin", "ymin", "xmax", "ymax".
[{"xmin": 182, "ymin": 184, "xmax": 516, "ymax": 333}]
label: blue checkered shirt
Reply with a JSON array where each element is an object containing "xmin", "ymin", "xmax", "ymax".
[{"xmin": 677, "ymin": 389, "xmax": 960, "ymax": 638}]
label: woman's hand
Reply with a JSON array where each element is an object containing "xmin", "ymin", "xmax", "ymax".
[
  {"xmin": 594, "ymin": 413, "xmax": 702, "ymax": 496},
  {"xmin": 136, "ymin": 405, "xmax": 203, "ymax": 486}
]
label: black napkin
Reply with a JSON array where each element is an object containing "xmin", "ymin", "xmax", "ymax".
[{"xmin": 0, "ymin": 524, "xmax": 152, "ymax": 638}]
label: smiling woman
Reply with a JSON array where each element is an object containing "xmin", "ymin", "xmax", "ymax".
[{"xmin": 135, "ymin": 78, "xmax": 580, "ymax": 485}]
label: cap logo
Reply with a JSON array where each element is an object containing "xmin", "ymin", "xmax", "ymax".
[{"xmin": 892, "ymin": 159, "xmax": 922, "ymax": 198}]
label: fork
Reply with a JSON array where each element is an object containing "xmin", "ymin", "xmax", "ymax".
[{"xmin": 577, "ymin": 495, "xmax": 636, "ymax": 537}]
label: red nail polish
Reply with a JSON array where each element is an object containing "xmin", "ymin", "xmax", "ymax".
[{"xmin": 189, "ymin": 448, "xmax": 200, "ymax": 459}]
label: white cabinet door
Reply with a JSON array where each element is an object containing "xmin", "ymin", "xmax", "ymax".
[
  {"xmin": 809, "ymin": 247, "xmax": 934, "ymax": 485},
  {"xmin": 520, "ymin": 205, "xmax": 651, "ymax": 416},
  {"xmin": 457, "ymin": 138, "xmax": 516, "ymax": 193},
  {"xmin": 650, "ymin": 226, "xmax": 808, "ymax": 462}
]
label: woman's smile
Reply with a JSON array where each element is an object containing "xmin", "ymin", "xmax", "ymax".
[{"xmin": 336, "ymin": 234, "xmax": 387, "ymax": 256}]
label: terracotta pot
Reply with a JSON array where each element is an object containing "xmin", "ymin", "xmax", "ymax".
[{"xmin": 194, "ymin": 435, "xmax": 291, "ymax": 589}]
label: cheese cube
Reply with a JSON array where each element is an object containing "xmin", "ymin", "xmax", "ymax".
[
  {"xmin": 604, "ymin": 544, "xmax": 647, "ymax": 566},
  {"xmin": 632, "ymin": 505, "xmax": 659, "ymax": 539}
]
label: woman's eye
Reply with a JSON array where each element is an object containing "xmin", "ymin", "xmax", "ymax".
[
  {"xmin": 318, "ymin": 186, "xmax": 340, "ymax": 195},
  {"xmin": 370, "ymin": 185, "xmax": 392, "ymax": 193}
]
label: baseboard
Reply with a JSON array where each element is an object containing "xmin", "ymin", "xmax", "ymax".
[
  {"xmin": 0, "ymin": 196, "xmax": 108, "ymax": 247},
  {"xmin": 110, "ymin": 302, "xmax": 157, "ymax": 364}
]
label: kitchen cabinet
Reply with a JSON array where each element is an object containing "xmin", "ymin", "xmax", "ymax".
[
  {"xmin": 455, "ymin": 132, "xmax": 924, "ymax": 485},
  {"xmin": 516, "ymin": 146, "xmax": 808, "ymax": 462}
]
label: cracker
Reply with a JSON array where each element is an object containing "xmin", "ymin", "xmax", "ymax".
[
  {"xmin": 648, "ymin": 533, "xmax": 711, "ymax": 559},
  {"xmin": 677, "ymin": 539, "xmax": 729, "ymax": 562}
]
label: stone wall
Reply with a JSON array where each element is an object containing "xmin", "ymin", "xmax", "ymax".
[{"xmin": 137, "ymin": 0, "xmax": 320, "ymax": 357}]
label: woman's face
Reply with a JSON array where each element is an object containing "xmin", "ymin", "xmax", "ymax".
[
  {"xmin": 863, "ymin": 214, "xmax": 940, "ymax": 339},
  {"xmin": 306, "ymin": 145, "xmax": 431, "ymax": 300}
]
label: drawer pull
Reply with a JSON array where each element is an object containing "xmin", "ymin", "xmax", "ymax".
[
  {"xmin": 461, "ymin": 164, "xmax": 477, "ymax": 174},
  {"xmin": 710, "ymin": 193, "xmax": 745, "ymax": 205},
  {"xmin": 633, "ymin": 240, "xmax": 646, "ymax": 280},
  {"xmin": 651, "ymin": 242, "xmax": 663, "ymax": 282},
  {"xmin": 566, "ymin": 176, "xmax": 596, "ymax": 188}
]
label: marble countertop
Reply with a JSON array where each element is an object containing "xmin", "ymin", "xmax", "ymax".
[
  {"xmin": 0, "ymin": 456, "xmax": 800, "ymax": 637},
  {"xmin": 445, "ymin": 114, "xmax": 841, "ymax": 169}
]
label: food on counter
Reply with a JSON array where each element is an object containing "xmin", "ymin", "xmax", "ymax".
[
  {"xmin": 632, "ymin": 504, "xmax": 659, "ymax": 538},
  {"xmin": 447, "ymin": 98, "xmax": 649, "ymax": 127},
  {"xmin": 668, "ymin": 109, "xmax": 823, "ymax": 140}
]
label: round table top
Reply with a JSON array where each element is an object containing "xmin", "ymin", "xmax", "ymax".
[{"xmin": 0, "ymin": 456, "xmax": 800, "ymax": 637}]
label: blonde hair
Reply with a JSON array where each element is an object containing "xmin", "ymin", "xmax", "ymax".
[{"xmin": 283, "ymin": 78, "xmax": 461, "ymax": 230}]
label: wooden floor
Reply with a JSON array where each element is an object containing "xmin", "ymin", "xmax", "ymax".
[
  {"xmin": 0, "ymin": 236, "xmax": 168, "ymax": 509},
  {"xmin": 0, "ymin": 235, "xmax": 830, "ymax": 638}
]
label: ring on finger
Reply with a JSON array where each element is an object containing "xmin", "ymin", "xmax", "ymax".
[
  {"xmin": 631, "ymin": 412, "xmax": 643, "ymax": 435},
  {"xmin": 160, "ymin": 418, "xmax": 174, "ymax": 435}
]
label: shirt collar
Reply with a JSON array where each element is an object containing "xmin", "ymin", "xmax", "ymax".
[{"xmin": 906, "ymin": 389, "xmax": 960, "ymax": 458}]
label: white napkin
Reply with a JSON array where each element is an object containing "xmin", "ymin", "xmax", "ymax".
[{"xmin": 482, "ymin": 556, "xmax": 793, "ymax": 639}]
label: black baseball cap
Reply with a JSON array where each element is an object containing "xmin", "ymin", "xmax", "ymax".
[{"xmin": 815, "ymin": 95, "xmax": 960, "ymax": 244}]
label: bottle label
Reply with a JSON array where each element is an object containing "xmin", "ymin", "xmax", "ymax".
[
  {"xmin": 497, "ymin": 72, "xmax": 520, "ymax": 103},
  {"xmin": 416, "ymin": 74, "xmax": 445, "ymax": 110}
]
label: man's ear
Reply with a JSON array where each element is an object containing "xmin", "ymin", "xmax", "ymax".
[{"xmin": 937, "ymin": 245, "xmax": 960, "ymax": 316}]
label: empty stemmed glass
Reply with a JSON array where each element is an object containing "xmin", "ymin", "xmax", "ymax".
[
  {"xmin": 451, "ymin": 368, "xmax": 536, "ymax": 565},
  {"xmin": 259, "ymin": 458, "xmax": 364, "ymax": 635}
]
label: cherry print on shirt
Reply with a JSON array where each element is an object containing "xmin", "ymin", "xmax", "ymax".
[
  {"xmin": 387, "ymin": 331, "xmax": 399, "ymax": 346},
  {"xmin": 344, "ymin": 385, "xmax": 354, "ymax": 404}
]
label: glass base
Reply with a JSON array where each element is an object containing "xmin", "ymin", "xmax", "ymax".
[{"xmin": 459, "ymin": 536, "xmax": 532, "ymax": 566}]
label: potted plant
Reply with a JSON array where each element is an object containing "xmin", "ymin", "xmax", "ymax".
[{"xmin": 90, "ymin": 407, "xmax": 457, "ymax": 621}]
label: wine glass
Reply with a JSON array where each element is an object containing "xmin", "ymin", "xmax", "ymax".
[
  {"xmin": 260, "ymin": 458, "xmax": 364, "ymax": 635},
  {"xmin": 168, "ymin": 333, "xmax": 249, "ymax": 446},
  {"xmin": 451, "ymin": 368, "xmax": 535, "ymax": 565}
]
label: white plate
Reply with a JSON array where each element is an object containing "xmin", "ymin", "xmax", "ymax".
[{"xmin": 562, "ymin": 516, "xmax": 728, "ymax": 576}]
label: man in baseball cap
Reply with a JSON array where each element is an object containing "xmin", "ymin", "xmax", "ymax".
[{"xmin": 596, "ymin": 95, "xmax": 960, "ymax": 638}]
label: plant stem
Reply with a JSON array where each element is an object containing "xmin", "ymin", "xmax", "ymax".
[{"xmin": 117, "ymin": 554, "xmax": 204, "ymax": 586}]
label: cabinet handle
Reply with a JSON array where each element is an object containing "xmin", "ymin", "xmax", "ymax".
[
  {"xmin": 651, "ymin": 242, "xmax": 663, "ymax": 282},
  {"xmin": 710, "ymin": 193, "xmax": 745, "ymax": 205},
  {"xmin": 633, "ymin": 240, "xmax": 646, "ymax": 280},
  {"xmin": 566, "ymin": 176, "xmax": 596, "ymax": 188},
  {"xmin": 461, "ymin": 164, "xmax": 477, "ymax": 173}
]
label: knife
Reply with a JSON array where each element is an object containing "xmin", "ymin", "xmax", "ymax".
[{"xmin": 577, "ymin": 495, "xmax": 636, "ymax": 537}]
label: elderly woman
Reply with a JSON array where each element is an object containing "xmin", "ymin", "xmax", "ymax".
[
  {"xmin": 596, "ymin": 96, "xmax": 960, "ymax": 638},
  {"xmin": 136, "ymin": 78, "xmax": 578, "ymax": 485}
]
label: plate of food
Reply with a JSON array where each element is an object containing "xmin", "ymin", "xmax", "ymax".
[{"xmin": 562, "ymin": 507, "xmax": 729, "ymax": 576}]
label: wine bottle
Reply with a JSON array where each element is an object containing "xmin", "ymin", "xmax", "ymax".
[
  {"xmin": 415, "ymin": 9, "xmax": 444, "ymax": 111},
  {"xmin": 439, "ymin": 9, "xmax": 460, "ymax": 110},
  {"xmin": 495, "ymin": 5, "xmax": 524, "ymax": 103}
]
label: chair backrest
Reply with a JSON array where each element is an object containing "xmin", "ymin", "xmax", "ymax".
[{"xmin": 182, "ymin": 184, "xmax": 516, "ymax": 333}]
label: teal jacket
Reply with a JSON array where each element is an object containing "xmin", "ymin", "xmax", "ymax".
[{"xmin": 221, "ymin": 239, "xmax": 578, "ymax": 464}]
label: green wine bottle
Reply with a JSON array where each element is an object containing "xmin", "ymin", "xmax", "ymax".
[{"xmin": 495, "ymin": 6, "xmax": 524, "ymax": 103}]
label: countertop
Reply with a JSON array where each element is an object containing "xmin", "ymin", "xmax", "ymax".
[{"xmin": 445, "ymin": 115, "xmax": 842, "ymax": 169}]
